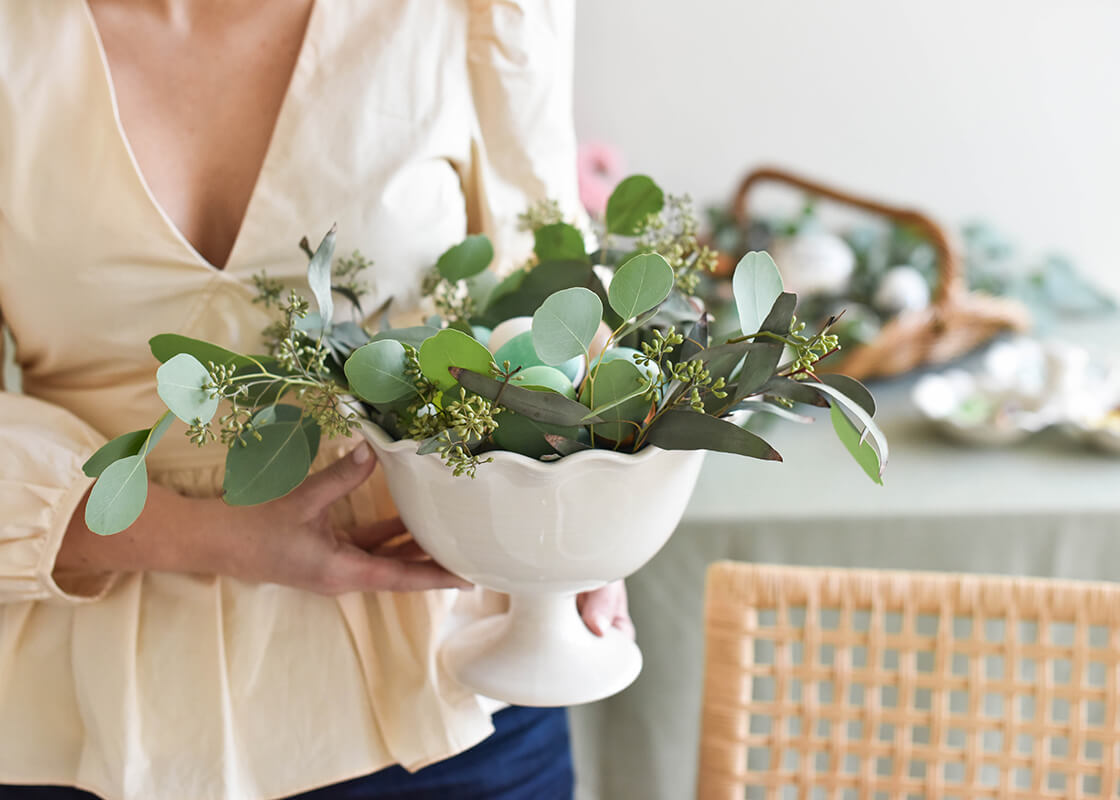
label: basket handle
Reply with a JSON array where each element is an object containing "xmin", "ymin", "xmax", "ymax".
[{"xmin": 732, "ymin": 166, "xmax": 963, "ymax": 306}]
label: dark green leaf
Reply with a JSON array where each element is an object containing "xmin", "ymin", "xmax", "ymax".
[
  {"xmin": 732, "ymin": 342, "xmax": 784, "ymax": 401},
  {"xmin": 821, "ymin": 374, "xmax": 876, "ymax": 417},
  {"xmin": 544, "ymin": 434, "xmax": 592, "ymax": 455},
  {"xmin": 451, "ymin": 367, "xmax": 603, "ymax": 426},
  {"xmin": 149, "ymin": 334, "xmax": 253, "ymax": 369},
  {"xmin": 436, "ymin": 234, "xmax": 494, "ymax": 282},
  {"xmin": 481, "ymin": 260, "xmax": 595, "ymax": 324},
  {"xmin": 223, "ymin": 413, "xmax": 312, "ymax": 506},
  {"xmin": 534, "ymin": 223, "xmax": 587, "ymax": 263},
  {"xmin": 83, "ymin": 430, "xmax": 150, "ymax": 478},
  {"xmin": 644, "ymin": 410, "xmax": 782, "ymax": 461},
  {"xmin": 369, "ymin": 326, "xmax": 440, "ymax": 350},
  {"xmin": 606, "ymin": 175, "xmax": 665, "ymax": 235},
  {"xmin": 307, "ymin": 225, "xmax": 337, "ymax": 332},
  {"xmin": 762, "ymin": 376, "xmax": 830, "ymax": 407},
  {"xmin": 830, "ymin": 404, "xmax": 883, "ymax": 485},
  {"xmin": 332, "ymin": 285, "xmax": 365, "ymax": 314},
  {"xmin": 760, "ymin": 292, "xmax": 797, "ymax": 334},
  {"xmin": 678, "ymin": 313, "xmax": 710, "ymax": 363},
  {"xmin": 85, "ymin": 454, "xmax": 149, "ymax": 535},
  {"xmin": 493, "ymin": 410, "xmax": 578, "ymax": 459}
]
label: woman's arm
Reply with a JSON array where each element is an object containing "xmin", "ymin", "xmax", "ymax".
[{"xmin": 56, "ymin": 443, "xmax": 471, "ymax": 595}]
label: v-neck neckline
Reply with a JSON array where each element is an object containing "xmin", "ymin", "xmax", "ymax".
[{"xmin": 79, "ymin": 0, "xmax": 319, "ymax": 274}]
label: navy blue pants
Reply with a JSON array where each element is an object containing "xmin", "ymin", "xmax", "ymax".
[{"xmin": 0, "ymin": 706, "xmax": 573, "ymax": 800}]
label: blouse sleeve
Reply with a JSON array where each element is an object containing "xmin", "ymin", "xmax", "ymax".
[
  {"xmin": 0, "ymin": 316, "xmax": 115, "ymax": 604},
  {"xmin": 464, "ymin": 0, "xmax": 587, "ymax": 272}
]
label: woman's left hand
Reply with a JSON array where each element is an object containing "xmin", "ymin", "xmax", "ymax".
[{"xmin": 577, "ymin": 580, "xmax": 635, "ymax": 640}]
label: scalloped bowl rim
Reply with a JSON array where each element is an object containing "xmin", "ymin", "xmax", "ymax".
[{"xmin": 359, "ymin": 420, "xmax": 682, "ymax": 473}]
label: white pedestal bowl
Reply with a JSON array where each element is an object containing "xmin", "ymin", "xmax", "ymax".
[{"xmin": 361, "ymin": 422, "xmax": 706, "ymax": 706}]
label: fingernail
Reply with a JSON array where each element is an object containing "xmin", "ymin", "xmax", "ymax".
[
  {"xmin": 353, "ymin": 443, "xmax": 372, "ymax": 464},
  {"xmin": 593, "ymin": 613, "xmax": 610, "ymax": 636}
]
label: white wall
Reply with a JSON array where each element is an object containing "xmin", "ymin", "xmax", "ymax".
[{"xmin": 573, "ymin": 0, "xmax": 1120, "ymax": 298}]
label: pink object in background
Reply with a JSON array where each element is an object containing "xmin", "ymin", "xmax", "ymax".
[{"xmin": 577, "ymin": 141, "xmax": 625, "ymax": 218}]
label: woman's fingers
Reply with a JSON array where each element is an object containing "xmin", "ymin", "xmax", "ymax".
[
  {"xmin": 296, "ymin": 443, "xmax": 378, "ymax": 511},
  {"xmin": 348, "ymin": 515, "xmax": 409, "ymax": 550},
  {"xmin": 324, "ymin": 546, "xmax": 471, "ymax": 594},
  {"xmin": 578, "ymin": 581, "xmax": 633, "ymax": 639}
]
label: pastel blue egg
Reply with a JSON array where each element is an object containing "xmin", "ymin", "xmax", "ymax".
[
  {"xmin": 471, "ymin": 325, "xmax": 492, "ymax": 348},
  {"xmin": 494, "ymin": 331, "xmax": 582, "ymax": 383}
]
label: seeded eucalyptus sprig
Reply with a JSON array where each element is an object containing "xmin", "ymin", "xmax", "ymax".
[{"xmin": 80, "ymin": 174, "xmax": 888, "ymax": 537}]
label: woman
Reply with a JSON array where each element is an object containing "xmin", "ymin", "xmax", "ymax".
[{"xmin": 0, "ymin": 1, "xmax": 630, "ymax": 798}]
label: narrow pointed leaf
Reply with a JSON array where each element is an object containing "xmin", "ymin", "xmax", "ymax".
[
  {"xmin": 678, "ymin": 313, "xmax": 710, "ymax": 363},
  {"xmin": 307, "ymin": 225, "xmax": 337, "ymax": 332},
  {"xmin": 762, "ymin": 376, "xmax": 830, "ymax": 407},
  {"xmin": 830, "ymin": 404, "xmax": 884, "ymax": 485},
  {"xmin": 760, "ymin": 291, "xmax": 797, "ymax": 334},
  {"xmin": 645, "ymin": 410, "xmax": 782, "ymax": 461},
  {"xmin": 732, "ymin": 341, "xmax": 784, "ymax": 401},
  {"xmin": 820, "ymin": 374, "xmax": 876, "ymax": 417},
  {"xmin": 149, "ymin": 334, "xmax": 253, "ymax": 369},
  {"xmin": 811, "ymin": 381, "xmax": 889, "ymax": 471},
  {"xmin": 451, "ymin": 367, "xmax": 603, "ymax": 426},
  {"xmin": 544, "ymin": 434, "xmax": 592, "ymax": 455}
]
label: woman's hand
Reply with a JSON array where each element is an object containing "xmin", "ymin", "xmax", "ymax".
[
  {"xmin": 57, "ymin": 443, "xmax": 470, "ymax": 594},
  {"xmin": 578, "ymin": 580, "xmax": 635, "ymax": 639}
]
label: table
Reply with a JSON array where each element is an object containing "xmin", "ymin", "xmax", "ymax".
[{"xmin": 569, "ymin": 322, "xmax": 1120, "ymax": 800}]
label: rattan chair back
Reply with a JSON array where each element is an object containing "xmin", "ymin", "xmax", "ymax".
[{"xmin": 699, "ymin": 562, "xmax": 1120, "ymax": 799}]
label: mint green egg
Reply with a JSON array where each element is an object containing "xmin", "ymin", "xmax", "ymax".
[
  {"xmin": 511, "ymin": 366, "xmax": 576, "ymax": 400},
  {"xmin": 471, "ymin": 325, "xmax": 492, "ymax": 348},
  {"xmin": 494, "ymin": 331, "xmax": 582, "ymax": 383},
  {"xmin": 593, "ymin": 347, "xmax": 659, "ymax": 382}
]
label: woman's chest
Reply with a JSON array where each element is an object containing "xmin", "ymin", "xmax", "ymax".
[{"xmin": 0, "ymin": 1, "xmax": 475, "ymax": 385}]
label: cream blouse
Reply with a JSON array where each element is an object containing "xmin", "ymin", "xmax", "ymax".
[{"xmin": 0, "ymin": 2, "xmax": 582, "ymax": 798}]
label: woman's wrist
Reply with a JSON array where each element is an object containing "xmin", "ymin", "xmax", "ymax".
[{"xmin": 56, "ymin": 482, "xmax": 235, "ymax": 578}]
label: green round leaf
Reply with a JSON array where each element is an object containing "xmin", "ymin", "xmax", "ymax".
[
  {"xmin": 732, "ymin": 251, "xmax": 785, "ymax": 336},
  {"xmin": 418, "ymin": 328, "xmax": 495, "ymax": 391},
  {"xmin": 436, "ymin": 235, "xmax": 494, "ymax": 282},
  {"xmin": 531, "ymin": 287, "xmax": 603, "ymax": 366},
  {"xmin": 223, "ymin": 414, "xmax": 312, "ymax": 506},
  {"xmin": 85, "ymin": 455, "xmax": 149, "ymax": 535},
  {"xmin": 582, "ymin": 359, "xmax": 652, "ymax": 442},
  {"xmin": 534, "ymin": 223, "xmax": 588, "ymax": 263},
  {"xmin": 345, "ymin": 339, "xmax": 415, "ymax": 404},
  {"xmin": 608, "ymin": 253, "xmax": 675, "ymax": 320},
  {"xmin": 605, "ymin": 175, "xmax": 664, "ymax": 236},
  {"xmin": 157, "ymin": 353, "xmax": 219, "ymax": 424}
]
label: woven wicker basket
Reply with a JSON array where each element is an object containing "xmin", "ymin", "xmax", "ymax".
[{"xmin": 728, "ymin": 166, "xmax": 1031, "ymax": 380}]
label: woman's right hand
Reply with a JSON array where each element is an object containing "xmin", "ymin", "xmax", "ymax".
[{"xmin": 56, "ymin": 443, "xmax": 471, "ymax": 595}]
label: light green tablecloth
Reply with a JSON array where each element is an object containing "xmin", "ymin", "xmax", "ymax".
[{"xmin": 570, "ymin": 327, "xmax": 1120, "ymax": 800}]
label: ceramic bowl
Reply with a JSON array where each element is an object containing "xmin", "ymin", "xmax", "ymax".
[{"xmin": 361, "ymin": 422, "xmax": 706, "ymax": 706}]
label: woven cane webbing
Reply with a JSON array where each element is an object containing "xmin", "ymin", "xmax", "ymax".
[{"xmin": 698, "ymin": 563, "xmax": 1120, "ymax": 800}]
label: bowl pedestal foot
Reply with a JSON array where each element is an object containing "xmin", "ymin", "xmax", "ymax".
[{"xmin": 440, "ymin": 591, "xmax": 642, "ymax": 707}]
